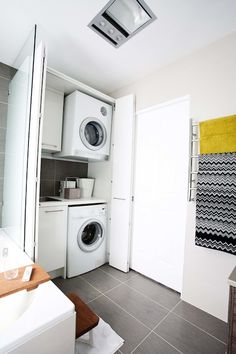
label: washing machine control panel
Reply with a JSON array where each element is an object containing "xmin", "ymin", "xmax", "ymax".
[{"xmin": 99, "ymin": 207, "xmax": 106, "ymax": 216}]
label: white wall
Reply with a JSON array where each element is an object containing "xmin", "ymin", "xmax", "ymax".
[{"xmin": 111, "ymin": 32, "xmax": 236, "ymax": 321}]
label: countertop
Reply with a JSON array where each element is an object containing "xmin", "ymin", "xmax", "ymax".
[
  {"xmin": 39, "ymin": 197, "xmax": 107, "ymax": 207},
  {"xmin": 228, "ymin": 266, "xmax": 236, "ymax": 287}
]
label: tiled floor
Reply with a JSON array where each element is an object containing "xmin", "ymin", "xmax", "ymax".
[{"xmin": 53, "ymin": 264, "xmax": 227, "ymax": 354}]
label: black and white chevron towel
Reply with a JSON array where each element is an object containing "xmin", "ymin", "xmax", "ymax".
[{"xmin": 195, "ymin": 153, "xmax": 236, "ymax": 255}]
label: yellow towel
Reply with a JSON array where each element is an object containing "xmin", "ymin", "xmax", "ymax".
[{"xmin": 200, "ymin": 115, "xmax": 236, "ymax": 154}]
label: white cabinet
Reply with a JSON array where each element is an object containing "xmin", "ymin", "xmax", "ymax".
[
  {"xmin": 42, "ymin": 88, "xmax": 64, "ymax": 152},
  {"xmin": 37, "ymin": 205, "xmax": 67, "ymax": 273}
]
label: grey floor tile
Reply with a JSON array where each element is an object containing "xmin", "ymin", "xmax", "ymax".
[
  {"xmin": 0, "ymin": 128, "xmax": 6, "ymax": 153},
  {"xmin": 106, "ymin": 284, "xmax": 168, "ymax": 329},
  {"xmin": 89, "ymin": 295, "xmax": 150, "ymax": 354},
  {"xmin": 40, "ymin": 158, "xmax": 55, "ymax": 180},
  {"xmin": 54, "ymin": 180, "xmax": 61, "ymax": 196},
  {"xmin": 155, "ymin": 313, "xmax": 226, "ymax": 354},
  {"xmin": 40, "ymin": 180, "xmax": 55, "ymax": 196},
  {"xmin": 0, "ymin": 77, "xmax": 9, "ymax": 103},
  {"xmin": 0, "ymin": 102, "xmax": 8, "ymax": 128},
  {"xmin": 54, "ymin": 159, "xmax": 87, "ymax": 180},
  {"xmin": 53, "ymin": 276, "xmax": 100, "ymax": 303},
  {"xmin": 133, "ymin": 332, "xmax": 180, "ymax": 354},
  {"xmin": 100, "ymin": 263, "xmax": 137, "ymax": 282},
  {"xmin": 0, "ymin": 181, "xmax": 3, "ymax": 202},
  {"xmin": 0, "ymin": 62, "xmax": 16, "ymax": 80},
  {"xmin": 173, "ymin": 300, "xmax": 228, "ymax": 343},
  {"xmin": 127, "ymin": 274, "xmax": 180, "ymax": 310},
  {"xmin": 0, "ymin": 205, "xmax": 2, "ymax": 226},
  {"xmin": 82, "ymin": 268, "xmax": 121, "ymax": 293},
  {"xmin": 0, "ymin": 155, "xmax": 4, "ymax": 178}
]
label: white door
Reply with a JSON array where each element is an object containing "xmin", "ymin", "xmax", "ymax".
[
  {"xmin": 131, "ymin": 97, "xmax": 189, "ymax": 292},
  {"xmin": 109, "ymin": 95, "xmax": 135, "ymax": 272}
]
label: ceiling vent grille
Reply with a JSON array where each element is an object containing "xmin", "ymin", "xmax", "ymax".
[{"xmin": 88, "ymin": 0, "xmax": 156, "ymax": 48}]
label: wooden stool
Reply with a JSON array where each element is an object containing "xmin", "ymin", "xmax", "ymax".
[{"xmin": 67, "ymin": 292, "xmax": 99, "ymax": 345}]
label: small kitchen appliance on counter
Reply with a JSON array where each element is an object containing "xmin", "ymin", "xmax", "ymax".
[
  {"xmin": 64, "ymin": 188, "xmax": 81, "ymax": 199},
  {"xmin": 77, "ymin": 178, "xmax": 95, "ymax": 198},
  {"xmin": 59, "ymin": 177, "xmax": 77, "ymax": 198}
]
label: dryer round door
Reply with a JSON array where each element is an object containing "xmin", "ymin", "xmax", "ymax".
[
  {"xmin": 80, "ymin": 118, "xmax": 107, "ymax": 151},
  {"xmin": 77, "ymin": 219, "xmax": 105, "ymax": 252}
]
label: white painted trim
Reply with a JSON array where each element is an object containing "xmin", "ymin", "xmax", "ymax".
[
  {"xmin": 47, "ymin": 67, "xmax": 116, "ymax": 104},
  {"xmin": 45, "ymin": 86, "xmax": 64, "ymax": 95},
  {"xmin": 34, "ymin": 44, "xmax": 47, "ymax": 262},
  {"xmin": 136, "ymin": 95, "xmax": 190, "ymax": 116},
  {"xmin": 25, "ymin": 40, "xmax": 46, "ymax": 259}
]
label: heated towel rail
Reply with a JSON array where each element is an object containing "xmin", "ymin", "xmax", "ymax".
[{"xmin": 188, "ymin": 119, "xmax": 199, "ymax": 202}]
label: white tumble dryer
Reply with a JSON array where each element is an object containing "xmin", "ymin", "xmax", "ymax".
[
  {"xmin": 56, "ymin": 91, "xmax": 112, "ymax": 161},
  {"xmin": 67, "ymin": 204, "xmax": 107, "ymax": 278}
]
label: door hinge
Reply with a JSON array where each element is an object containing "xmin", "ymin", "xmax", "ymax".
[{"xmin": 131, "ymin": 196, "xmax": 134, "ymax": 202}]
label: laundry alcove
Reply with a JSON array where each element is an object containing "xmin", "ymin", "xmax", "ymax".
[{"xmin": 88, "ymin": 92, "xmax": 190, "ymax": 293}]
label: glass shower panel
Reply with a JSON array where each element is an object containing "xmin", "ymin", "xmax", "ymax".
[{"xmin": 2, "ymin": 28, "xmax": 36, "ymax": 249}]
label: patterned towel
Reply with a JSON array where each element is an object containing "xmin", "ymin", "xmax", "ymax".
[{"xmin": 195, "ymin": 153, "xmax": 236, "ymax": 255}]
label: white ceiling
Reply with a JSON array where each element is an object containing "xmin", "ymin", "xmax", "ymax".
[{"xmin": 0, "ymin": 0, "xmax": 236, "ymax": 93}]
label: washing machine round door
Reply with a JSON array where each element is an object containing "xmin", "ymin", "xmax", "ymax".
[
  {"xmin": 80, "ymin": 118, "xmax": 107, "ymax": 151},
  {"xmin": 77, "ymin": 219, "xmax": 105, "ymax": 252}
]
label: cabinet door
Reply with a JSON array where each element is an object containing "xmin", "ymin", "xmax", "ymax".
[
  {"xmin": 42, "ymin": 88, "xmax": 64, "ymax": 152},
  {"xmin": 37, "ymin": 206, "xmax": 67, "ymax": 272},
  {"xmin": 109, "ymin": 94, "xmax": 135, "ymax": 272},
  {"xmin": 111, "ymin": 95, "xmax": 135, "ymax": 199}
]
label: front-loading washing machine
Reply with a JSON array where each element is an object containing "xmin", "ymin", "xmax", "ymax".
[
  {"xmin": 56, "ymin": 91, "xmax": 112, "ymax": 161},
  {"xmin": 67, "ymin": 204, "xmax": 107, "ymax": 278}
]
